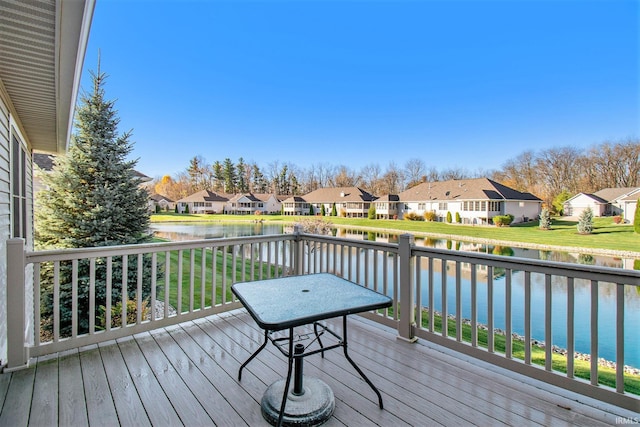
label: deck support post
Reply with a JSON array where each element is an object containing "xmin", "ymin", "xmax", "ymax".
[
  {"xmin": 398, "ymin": 233, "xmax": 417, "ymax": 342},
  {"xmin": 6, "ymin": 238, "xmax": 28, "ymax": 371}
]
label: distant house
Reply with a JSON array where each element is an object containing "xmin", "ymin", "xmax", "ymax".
[
  {"xmin": 619, "ymin": 193, "xmax": 639, "ymax": 224},
  {"xmin": 149, "ymin": 194, "xmax": 175, "ymax": 212},
  {"xmin": 225, "ymin": 193, "xmax": 282, "ymax": 215},
  {"xmin": 563, "ymin": 187, "xmax": 640, "ymax": 217},
  {"xmin": 282, "ymin": 196, "xmax": 310, "ymax": 216},
  {"xmin": 373, "ymin": 194, "xmax": 400, "ymax": 219},
  {"xmin": 177, "ymin": 190, "xmax": 228, "ymax": 214},
  {"xmin": 398, "ymin": 178, "xmax": 542, "ymax": 224},
  {"xmin": 301, "ymin": 187, "xmax": 377, "ymax": 218}
]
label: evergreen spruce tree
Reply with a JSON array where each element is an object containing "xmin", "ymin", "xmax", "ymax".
[
  {"xmin": 35, "ymin": 67, "xmax": 153, "ymax": 336},
  {"xmin": 331, "ymin": 203, "xmax": 337, "ymax": 216},
  {"xmin": 368, "ymin": 203, "xmax": 376, "ymax": 219},
  {"xmin": 539, "ymin": 207, "xmax": 551, "ymax": 230},
  {"xmin": 576, "ymin": 207, "xmax": 594, "ymax": 234},
  {"xmin": 320, "ymin": 204, "xmax": 326, "ymax": 216}
]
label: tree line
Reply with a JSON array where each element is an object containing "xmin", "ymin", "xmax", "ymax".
[{"xmin": 153, "ymin": 138, "xmax": 639, "ymax": 214}]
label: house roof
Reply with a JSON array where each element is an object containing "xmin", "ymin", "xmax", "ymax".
[
  {"xmin": 282, "ymin": 196, "xmax": 307, "ymax": 203},
  {"xmin": 178, "ymin": 190, "xmax": 229, "ymax": 203},
  {"xmin": 151, "ymin": 194, "xmax": 174, "ymax": 203},
  {"xmin": 593, "ymin": 187, "xmax": 640, "ymax": 202},
  {"xmin": 375, "ymin": 194, "xmax": 400, "ymax": 202},
  {"xmin": 33, "ymin": 152, "xmax": 151, "ymax": 181},
  {"xmin": 0, "ymin": 0, "xmax": 95, "ymax": 153},
  {"xmin": 398, "ymin": 178, "xmax": 541, "ymax": 202},
  {"xmin": 302, "ymin": 186, "xmax": 376, "ymax": 203},
  {"xmin": 564, "ymin": 192, "xmax": 608, "ymax": 205}
]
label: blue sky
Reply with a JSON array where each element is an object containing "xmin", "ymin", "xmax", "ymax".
[{"xmin": 81, "ymin": 0, "xmax": 639, "ymax": 179}]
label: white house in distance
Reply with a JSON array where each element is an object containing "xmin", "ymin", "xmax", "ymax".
[
  {"xmin": 226, "ymin": 193, "xmax": 284, "ymax": 215},
  {"xmin": 0, "ymin": 0, "xmax": 94, "ymax": 365},
  {"xmin": 398, "ymin": 178, "xmax": 542, "ymax": 224},
  {"xmin": 177, "ymin": 189, "xmax": 229, "ymax": 214},
  {"xmin": 283, "ymin": 186, "xmax": 376, "ymax": 217},
  {"xmin": 563, "ymin": 187, "xmax": 640, "ymax": 218}
]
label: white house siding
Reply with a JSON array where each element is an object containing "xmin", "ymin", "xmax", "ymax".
[
  {"xmin": 503, "ymin": 200, "xmax": 540, "ymax": 223},
  {"xmin": 623, "ymin": 200, "xmax": 637, "ymax": 224},
  {"xmin": 0, "ymin": 91, "xmax": 10, "ymax": 364},
  {"xmin": 565, "ymin": 193, "xmax": 605, "ymax": 217},
  {"xmin": 0, "ymin": 91, "xmax": 37, "ymax": 363}
]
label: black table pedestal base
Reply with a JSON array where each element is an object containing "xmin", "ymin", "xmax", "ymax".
[{"xmin": 261, "ymin": 377, "xmax": 335, "ymax": 427}]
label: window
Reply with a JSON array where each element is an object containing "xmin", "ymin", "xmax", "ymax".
[
  {"xmin": 438, "ymin": 202, "xmax": 448, "ymax": 210},
  {"xmin": 11, "ymin": 134, "xmax": 27, "ymax": 238},
  {"xmin": 418, "ymin": 203, "xmax": 425, "ymax": 210}
]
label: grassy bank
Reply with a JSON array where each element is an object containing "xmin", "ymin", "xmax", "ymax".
[
  {"xmin": 405, "ymin": 307, "xmax": 640, "ymax": 394},
  {"xmin": 151, "ymin": 213, "xmax": 640, "ymax": 256}
]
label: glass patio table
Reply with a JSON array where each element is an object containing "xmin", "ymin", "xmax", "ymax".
[{"xmin": 232, "ymin": 273, "xmax": 393, "ymax": 427}]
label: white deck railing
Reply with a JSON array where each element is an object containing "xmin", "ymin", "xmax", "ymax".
[{"xmin": 5, "ymin": 230, "xmax": 640, "ymax": 411}]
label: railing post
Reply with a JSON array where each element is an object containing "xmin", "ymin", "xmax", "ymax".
[
  {"xmin": 293, "ymin": 225, "xmax": 303, "ymax": 276},
  {"xmin": 6, "ymin": 238, "xmax": 29, "ymax": 371},
  {"xmin": 397, "ymin": 233, "xmax": 417, "ymax": 342}
]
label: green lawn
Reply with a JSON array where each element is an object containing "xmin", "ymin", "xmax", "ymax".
[
  {"xmin": 155, "ymin": 246, "xmax": 281, "ymax": 312},
  {"xmin": 151, "ymin": 213, "xmax": 640, "ymax": 254}
]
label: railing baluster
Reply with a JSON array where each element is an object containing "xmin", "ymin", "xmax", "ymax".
[
  {"xmin": 107, "ymin": 257, "xmax": 112, "ymax": 329},
  {"xmin": 470, "ymin": 263, "xmax": 477, "ymax": 347},
  {"xmin": 137, "ymin": 254, "xmax": 143, "ymax": 324},
  {"xmin": 222, "ymin": 246, "xmax": 228, "ymax": 303},
  {"xmin": 176, "ymin": 251, "xmax": 182, "ymax": 315},
  {"xmin": 590, "ymin": 279, "xmax": 598, "ymax": 385},
  {"xmin": 53, "ymin": 261, "xmax": 60, "ymax": 342},
  {"xmin": 122, "ymin": 255, "xmax": 128, "ymax": 327},
  {"xmin": 455, "ymin": 261, "xmax": 462, "ymax": 342},
  {"xmin": 90, "ymin": 258, "xmax": 96, "ymax": 333},
  {"xmin": 524, "ymin": 271, "xmax": 531, "ymax": 364},
  {"xmin": 415, "ymin": 256, "xmax": 422, "ymax": 330},
  {"xmin": 72, "ymin": 259, "xmax": 78, "ymax": 338},
  {"xmin": 505, "ymin": 268, "xmax": 512, "ymax": 359},
  {"xmin": 544, "ymin": 274, "xmax": 552, "ymax": 371},
  {"xmin": 164, "ymin": 251, "xmax": 170, "ymax": 318},
  {"xmin": 442, "ymin": 259, "xmax": 448, "ymax": 338},
  {"xmin": 566, "ymin": 276, "xmax": 574, "ymax": 378},
  {"xmin": 200, "ymin": 248, "xmax": 206, "ymax": 310},
  {"xmin": 189, "ymin": 249, "xmax": 195, "ymax": 313},
  {"xmin": 211, "ymin": 246, "xmax": 217, "ymax": 305},
  {"xmin": 487, "ymin": 265, "xmax": 493, "ymax": 353},
  {"xmin": 151, "ymin": 253, "xmax": 157, "ymax": 321},
  {"xmin": 34, "ymin": 263, "xmax": 41, "ymax": 346},
  {"xmin": 616, "ymin": 283, "xmax": 624, "ymax": 393}
]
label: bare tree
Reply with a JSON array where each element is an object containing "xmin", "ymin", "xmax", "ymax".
[
  {"xmin": 404, "ymin": 158, "xmax": 426, "ymax": 189},
  {"xmin": 380, "ymin": 162, "xmax": 403, "ymax": 194}
]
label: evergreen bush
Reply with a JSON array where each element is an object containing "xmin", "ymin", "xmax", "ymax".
[
  {"xmin": 635, "ymin": 198, "xmax": 640, "ymax": 233},
  {"xmin": 577, "ymin": 207, "xmax": 594, "ymax": 234},
  {"xmin": 446, "ymin": 211, "xmax": 452, "ymax": 223},
  {"xmin": 368, "ymin": 204, "xmax": 376, "ymax": 219},
  {"xmin": 539, "ymin": 207, "xmax": 551, "ymax": 229},
  {"xmin": 455, "ymin": 212, "xmax": 461, "ymax": 223},
  {"xmin": 35, "ymin": 67, "xmax": 154, "ymax": 337}
]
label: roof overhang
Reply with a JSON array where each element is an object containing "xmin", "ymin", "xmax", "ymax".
[{"xmin": 0, "ymin": 0, "xmax": 95, "ymax": 154}]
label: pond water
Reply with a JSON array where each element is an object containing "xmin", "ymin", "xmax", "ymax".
[{"xmin": 150, "ymin": 222, "xmax": 640, "ymax": 368}]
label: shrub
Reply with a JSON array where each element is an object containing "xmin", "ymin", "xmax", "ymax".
[
  {"xmin": 98, "ymin": 299, "xmax": 150, "ymax": 329},
  {"xmin": 492, "ymin": 214, "xmax": 514, "ymax": 227},
  {"xmin": 403, "ymin": 212, "xmax": 424, "ymax": 221},
  {"xmin": 455, "ymin": 212, "xmax": 461, "ymax": 223},
  {"xmin": 321, "ymin": 204, "xmax": 326, "ymax": 216},
  {"xmin": 446, "ymin": 211, "xmax": 452, "ymax": 223},
  {"xmin": 613, "ymin": 215, "xmax": 622, "ymax": 224},
  {"xmin": 368, "ymin": 203, "xmax": 376, "ymax": 219},
  {"xmin": 424, "ymin": 211, "xmax": 437, "ymax": 221},
  {"xmin": 539, "ymin": 208, "xmax": 551, "ymax": 230},
  {"xmin": 184, "ymin": 204, "xmax": 190, "ymax": 213},
  {"xmin": 577, "ymin": 208, "xmax": 594, "ymax": 234}
]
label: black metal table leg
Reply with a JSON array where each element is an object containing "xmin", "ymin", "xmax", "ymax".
[
  {"xmin": 238, "ymin": 329, "xmax": 269, "ymax": 381},
  {"xmin": 341, "ymin": 315, "xmax": 384, "ymax": 409}
]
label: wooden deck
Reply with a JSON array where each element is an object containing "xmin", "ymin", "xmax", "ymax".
[{"xmin": 0, "ymin": 309, "xmax": 634, "ymax": 426}]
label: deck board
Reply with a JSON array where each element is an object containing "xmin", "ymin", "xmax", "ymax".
[{"xmin": 0, "ymin": 309, "xmax": 635, "ymax": 427}]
